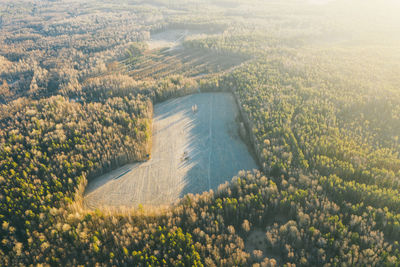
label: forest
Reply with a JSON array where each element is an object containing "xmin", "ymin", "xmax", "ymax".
[{"xmin": 1, "ymin": 0, "xmax": 400, "ymax": 265}]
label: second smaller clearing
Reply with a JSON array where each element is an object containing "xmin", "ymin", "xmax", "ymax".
[{"xmin": 148, "ymin": 29, "xmax": 210, "ymax": 50}]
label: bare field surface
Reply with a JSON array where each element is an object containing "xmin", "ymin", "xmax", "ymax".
[
  {"xmin": 148, "ymin": 29, "xmax": 210, "ymax": 50},
  {"xmin": 84, "ymin": 93, "xmax": 258, "ymax": 209},
  {"xmin": 148, "ymin": 29, "xmax": 186, "ymax": 50}
]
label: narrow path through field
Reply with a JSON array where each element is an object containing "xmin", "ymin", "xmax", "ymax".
[{"xmin": 84, "ymin": 93, "xmax": 258, "ymax": 209}]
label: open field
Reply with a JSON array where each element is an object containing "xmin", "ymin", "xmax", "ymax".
[{"xmin": 84, "ymin": 93, "xmax": 258, "ymax": 209}]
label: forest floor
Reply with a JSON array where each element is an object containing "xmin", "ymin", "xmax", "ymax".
[
  {"xmin": 245, "ymin": 229, "xmax": 268, "ymax": 255},
  {"xmin": 245, "ymin": 229, "xmax": 279, "ymax": 263},
  {"xmin": 83, "ymin": 93, "xmax": 258, "ymax": 209}
]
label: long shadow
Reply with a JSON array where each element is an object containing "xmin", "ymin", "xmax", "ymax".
[
  {"xmin": 154, "ymin": 97, "xmax": 190, "ymax": 120},
  {"xmin": 177, "ymin": 93, "xmax": 259, "ymax": 198},
  {"xmin": 84, "ymin": 162, "xmax": 141, "ymax": 195}
]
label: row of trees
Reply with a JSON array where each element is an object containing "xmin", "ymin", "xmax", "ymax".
[
  {"xmin": 215, "ymin": 48, "xmax": 400, "ymax": 191},
  {"xmin": 2, "ymin": 171, "xmax": 399, "ymax": 265},
  {"xmin": 0, "ymin": 95, "xmax": 152, "ymax": 260}
]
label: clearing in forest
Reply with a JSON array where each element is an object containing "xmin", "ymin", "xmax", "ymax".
[
  {"xmin": 148, "ymin": 29, "xmax": 193, "ymax": 50},
  {"xmin": 117, "ymin": 29, "xmax": 247, "ymax": 80},
  {"xmin": 147, "ymin": 29, "xmax": 217, "ymax": 50},
  {"xmin": 84, "ymin": 93, "xmax": 257, "ymax": 209},
  {"xmin": 122, "ymin": 46, "xmax": 246, "ymax": 80}
]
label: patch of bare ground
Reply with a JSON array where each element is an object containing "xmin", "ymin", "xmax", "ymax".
[{"xmin": 148, "ymin": 29, "xmax": 212, "ymax": 50}]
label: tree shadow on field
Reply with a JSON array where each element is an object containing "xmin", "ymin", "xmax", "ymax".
[
  {"xmin": 84, "ymin": 163, "xmax": 138, "ymax": 195},
  {"xmin": 170, "ymin": 93, "xmax": 258, "ymax": 199}
]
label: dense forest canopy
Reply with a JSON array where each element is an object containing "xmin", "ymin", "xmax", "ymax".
[{"xmin": 1, "ymin": 0, "xmax": 400, "ymax": 265}]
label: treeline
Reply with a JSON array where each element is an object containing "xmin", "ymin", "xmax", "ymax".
[
  {"xmin": 0, "ymin": 95, "xmax": 152, "ymax": 259},
  {"xmin": 215, "ymin": 48, "xmax": 400, "ymax": 190},
  {"xmin": 2, "ymin": 171, "xmax": 399, "ymax": 265},
  {"xmin": 70, "ymin": 73, "xmax": 199, "ymax": 103},
  {"xmin": 183, "ymin": 33, "xmax": 304, "ymax": 58}
]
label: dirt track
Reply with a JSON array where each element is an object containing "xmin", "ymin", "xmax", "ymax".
[{"xmin": 84, "ymin": 93, "xmax": 258, "ymax": 209}]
